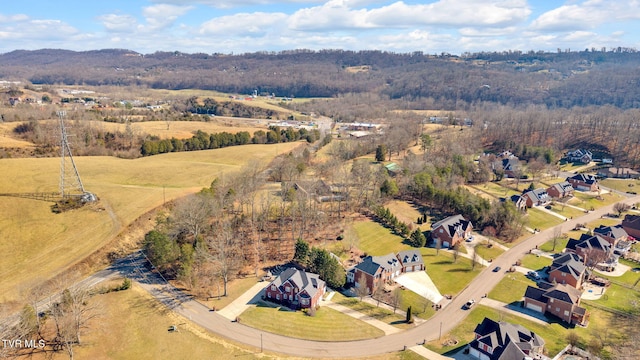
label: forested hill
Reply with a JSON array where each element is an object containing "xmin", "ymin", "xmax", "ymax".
[{"xmin": 3, "ymin": 48, "xmax": 640, "ymax": 109}]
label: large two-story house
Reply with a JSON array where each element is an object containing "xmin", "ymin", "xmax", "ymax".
[
  {"xmin": 566, "ymin": 149, "xmax": 593, "ymax": 164},
  {"xmin": 566, "ymin": 234, "xmax": 615, "ymax": 270},
  {"xmin": 546, "ymin": 181, "xmax": 574, "ymax": 199},
  {"xmin": 524, "ymin": 283, "xmax": 589, "ymax": 326},
  {"xmin": 431, "ymin": 214, "xmax": 473, "ymax": 248},
  {"xmin": 566, "ymin": 173, "xmax": 599, "ymax": 192},
  {"xmin": 351, "ymin": 250, "xmax": 425, "ymax": 294},
  {"xmin": 468, "ymin": 317, "xmax": 545, "ymax": 360},
  {"xmin": 521, "ymin": 188, "xmax": 551, "ymax": 208},
  {"xmin": 622, "ymin": 214, "xmax": 640, "ymax": 240},
  {"xmin": 548, "ymin": 253, "xmax": 588, "ymax": 289},
  {"xmin": 593, "ymin": 224, "xmax": 628, "ymax": 246},
  {"xmin": 264, "ymin": 268, "xmax": 326, "ymax": 309}
]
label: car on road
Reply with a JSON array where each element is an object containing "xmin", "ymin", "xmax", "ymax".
[
  {"xmin": 464, "ymin": 299, "xmax": 475, "ymax": 309},
  {"xmin": 492, "ymin": 266, "xmax": 501, "ymax": 272}
]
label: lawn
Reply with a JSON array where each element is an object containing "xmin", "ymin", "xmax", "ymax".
[
  {"xmin": 572, "ymin": 191, "xmax": 624, "ymax": 210},
  {"xmin": 0, "ymin": 143, "xmax": 301, "ymax": 303},
  {"xmin": 600, "ymin": 178, "xmax": 640, "ymax": 193},
  {"xmin": 238, "ymin": 301, "xmax": 385, "ymax": 341},
  {"xmin": 547, "ymin": 203, "xmax": 586, "ymax": 218},
  {"xmin": 520, "ymin": 254, "xmax": 553, "ymax": 271},
  {"xmin": 525, "ymin": 208, "xmax": 565, "ymax": 230},
  {"xmin": 331, "ymin": 292, "xmax": 415, "ymax": 329},
  {"xmin": 488, "ymin": 272, "xmax": 535, "ymax": 304},
  {"xmin": 206, "ymin": 276, "xmax": 263, "ymax": 310},
  {"xmin": 352, "ymin": 220, "xmax": 411, "ymax": 255},
  {"xmin": 420, "ymin": 248, "xmax": 483, "ymax": 295},
  {"xmin": 586, "ymin": 217, "xmax": 620, "ymax": 228},
  {"xmin": 398, "ymin": 287, "xmax": 437, "ymax": 319},
  {"xmin": 538, "ymin": 235, "xmax": 572, "ymax": 253},
  {"xmin": 474, "ymin": 243, "xmax": 504, "ymax": 262},
  {"xmin": 68, "ymin": 284, "xmax": 269, "ymax": 360},
  {"xmin": 472, "ymin": 182, "xmax": 518, "ymax": 199},
  {"xmin": 586, "ymin": 283, "xmax": 640, "ymax": 313},
  {"xmin": 385, "ymin": 200, "xmax": 430, "ymax": 230}
]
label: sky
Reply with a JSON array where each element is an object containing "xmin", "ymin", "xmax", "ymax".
[{"xmin": 1, "ymin": 0, "xmax": 640, "ymax": 55}]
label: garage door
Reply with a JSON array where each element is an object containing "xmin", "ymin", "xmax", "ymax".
[{"xmin": 526, "ymin": 302, "xmax": 543, "ymax": 313}]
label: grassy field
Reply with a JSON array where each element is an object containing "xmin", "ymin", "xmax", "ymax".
[
  {"xmin": 587, "ymin": 283, "xmax": 640, "ymax": 313},
  {"xmin": 0, "ymin": 122, "xmax": 35, "ymax": 148},
  {"xmin": 420, "ymin": 249, "xmax": 483, "ymax": 295},
  {"xmin": 331, "ymin": 292, "xmax": 415, "ymax": 329},
  {"xmin": 397, "ymin": 287, "xmax": 437, "ymax": 319},
  {"xmin": 571, "ymin": 191, "xmax": 624, "ymax": 210},
  {"xmin": 525, "ymin": 208, "xmax": 565, "ymax": 230},
  {"xmin": 352, "ymin": 220, "xmax": 409, "ymax": 255},
  {"xmin": 474, "ymin": 243, "xmax": 504, "ymax": 262},
  {"xmin": 547, "ymin": 202, "xmax": 587, "ymax": 218},
  {"xmin": 488, "ymin": 272, "xmax": 536, "ymax": 304},
  {"xmin": 238, "ymin": 301, "xmax": 385, "ymax": 341},
  {"xmin": 385, "ymin": 200, "xmax": 429, "ymax": 230},
  {"xmin": 600, "ymin": 178, "xmax": 640, "ymax": 193},
  {"xmin": 93, "ymin": 118, "xmax": 266, "ymax": 139},
  {"xmin": 0, "ymin": 143, "xmax": 300, "ymax": 304},
  {"xmin": 471, "ymin": 182, "xmax": 517, "ymax": 199},
  {"xmin": 520, "ymin": 254, "xmax": 553, "ymax": 270}
]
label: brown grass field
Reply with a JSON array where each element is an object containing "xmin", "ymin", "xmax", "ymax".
[
  {"xmin": 0, "ymin": 123, "xmax": 36, "ymax": 148},
  {"xmin": 0, "ymin": 142, "xmax": 300, "ymax": 304},
  {"xmin": 93, "ymin": 118, "xmax": 267, "ymax": 139}
]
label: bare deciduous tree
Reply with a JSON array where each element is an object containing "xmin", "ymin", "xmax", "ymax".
[
  {"xmin": 202, "ymin": 221, "xmax": 243, "ymax": 297},
  {"xmin": 355, "ymin": 273, "xmax": 369, "ymax": 301}
]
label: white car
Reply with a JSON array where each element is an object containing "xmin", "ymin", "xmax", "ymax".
[{"xmin": 464, "ymin": 299, "xmax": 476, "ymax": 309}]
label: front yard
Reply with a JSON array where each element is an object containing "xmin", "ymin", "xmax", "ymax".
[
  {"xmin": 331, "ymin": 292, "xmax": 416, "ymax": 328},
  {"xmin": 420, "ymin": 248, "xmax": 483, "ymax": 295},
  {"xmin": 238, "ymin": 301, "xmax": 385, "ymax": 341},
  {"xmin": 572, "ymin": 191, "xmax": 624, "ymax": 210},
  {"xmin": 526, "ymin": 208, "xmax": 565, "ymax": 230}
]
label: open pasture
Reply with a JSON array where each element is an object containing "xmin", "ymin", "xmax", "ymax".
[{"xmin": 0, "ymin": 143, "xmax": 300, "ymax": 303}]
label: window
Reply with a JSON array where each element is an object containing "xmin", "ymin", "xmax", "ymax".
[
  {"xmin": 285, "ymin": 286, "xmax": 291, "ymax": 292},
  {"xmin": 556, "ymin": 307, "xmax": 560, "ymax": 313},
  {"xmin": 267, "ymin": 293, "xmax": 271, "ymax": 298},
  {"xmin": 276, "ymin": 294, "xmax": 280, "ymax": 300},
  {"xmin": 301, "ymin": 299, "xmax": 308, "ymax": 305},
  {"xmin": 564, "ymin": 310, "xmax": 570, "ymax": 316},
  {"xmin": 562, "ymin": 273, "xmax": 566, "ymax": 277},
  {"xmin": 271, "ymin": 285, "xmax": 276, "ymax": 290},
  {"xmin": 550, "ymin": 298, "xmax": 554, "ymax": 303}
]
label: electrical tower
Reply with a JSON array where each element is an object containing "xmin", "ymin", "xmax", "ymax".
[{"xmin": 58, "ymin": 111, "xmax": 86, "ymax": 198}]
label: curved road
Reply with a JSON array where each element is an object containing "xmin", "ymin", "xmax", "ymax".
[{"xmin": 122, "ymin": 194, "xmax": 640, "ymax": 358}]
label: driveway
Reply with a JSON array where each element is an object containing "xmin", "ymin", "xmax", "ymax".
[
  {"xmin": 394, "ymin": 271, "xmax": 443, "ymax": 304},
  {"xmin": 216, "ymin": 282, "xmax": 265, "ymax": 321}
]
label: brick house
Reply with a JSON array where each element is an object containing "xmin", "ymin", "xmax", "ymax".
[
  {"xmin": 546, "ymin": 181, "xmax": 574, "ymax": 199},
  {"xmin": 622, "ymin": 214, "xmax": 640, "ymax": 240},
  {"xmin": 593, "ymin": 224, "xmax": 628, "ymax": 246},
  {"xmin": 548, "ymin": 253, "xmax": 588, "ymax": 289},
  {"xmin": 566, "ymin": 234, "xmax": 614, "ymax": 270},
  {"xmin": 468, "ymin": 317, "xmax": 545, "ymax": 360},
  {"xmin": 521, "ymin": 188, "xmax": 551, "ymax": 208},
  {"xmin": 351, "ymin": 250, "xmax": 425, "ymax": 294},
  {"xmin": 523, "ymin": 283, "xmax": 589, "ymax": 325},
  {"xmin": 431, "ymin": 214, "xmax": 473, "ymax": 248},
  {"xmin": 264, "ymin": 268, "xmax": 326, "ymax": 309},
  {"xmin": 566, "ymin": 174, "xmax": 599, "ymax": 192}
]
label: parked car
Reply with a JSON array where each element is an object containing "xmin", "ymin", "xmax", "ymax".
[
  {"xmin": 464, "ymin": 299, "xmax": 476, "ymax": 309},
  {"xmin": 493, "ymin": 266, "xmax": 502, "ymax": 272},
  {"xmin": 527, "ymin": 271, "xmax": 540, "ymax": 280}
]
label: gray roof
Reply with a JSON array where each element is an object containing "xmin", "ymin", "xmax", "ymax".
[
  {"xmin": 567, "ymin": 173, "xmax": 598, "ymax": 185},
  {"xmin": 271, "ymin": 267, "xmax": 325, "ymax": 298},
  {"xmin": 471, "ymin": 317, "xmax": 544, "ymax": 360},
  {"xmin": 396, "ymin": 250, "xmax": 424, "ymax": 267},
  {"xmin": 623, "ymin": 214, "xmax": 640, "ymax": 232},
  {"xmin": 567, "ymin": 234, "xmax": 612, "ymax": 253},
  {"xmin": 548, "ymin": 181, "xmax": 573, "ymax": 194},
  {"xmin": 594, "ymin": 225, "xmax": 628, "ymax": 240},
  {"xmin": 355, "ymin": 256, "xmax": 382, "ymax": 276},
  {"xmin": 523, "ymin": 188, "xmax": 549, "ymax": 202},
  {"xmin": 431, "ymin": 214, "xmax": 472, "ymax": 238},
  {"xmin": 371, "ymin": 253, "xmax": 401, "ymax": 272}
]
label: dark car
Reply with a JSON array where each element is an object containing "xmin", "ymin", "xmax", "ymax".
[{"xmin": 492, "ymin": 266, "xmax": 501, "ymax": 272}]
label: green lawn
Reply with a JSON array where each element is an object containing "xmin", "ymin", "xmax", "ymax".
[
  {"xmin": 331, "ymin": 292, "xmax": 415, "ymax": 329},
  {"xmin": 547, "ymin": 203, "xmax": 586, "ymax": 218},
  {"xmin": 600, "ymin": 178, "xmax": 640, "ymax": 193},
  {"xmin": 586, "ymin": 217, "xmax": 620, "ymax": 228},
  {"xmin": 538, "ymin": 236, "xmax": 571, "ymax": 253},
  {"xmin": 520, "ymin": 254, "xmax": 553, "ymax": 270},
  {"xmin": 473, "ymin": 182, "xmax": 518, "ymax": 199},
  {"xmin": 526, "ymin": 208, "xmax": 565, "ymax": 230},
  {"xmin": 420, "ymin": 248, "xmax": 483, "ymax": 295},
  {"xmin": 238, "ymin": 301, "xmax": 385, "ymax": 341},
  {"xmin": 353, "ymin": 220, "xmax": 411, "ymax": 255},
  {"xmin": 474, "ymin": 243, "xmax": 505, "ymax": 262},
  {"xmin": 398, "ymin": 287, "xmax": 437, "ymax": 320},
  {"xmin": 597, "ymin": 261, "xmax": 640, "ymax": 287},
  {"xmin": 207, "ymin": 276, "xmax": 263, "ymax": 310},
  {"xmin": 572, "ymin": 191, "xmax": 624, "ymax": 210},
  {"xmin": 488, "ymin": 272, "xmax": 535, "ymax": 304},
  {"xmin": 585, "ymin": 283, "xmax": 640, "ymax": 313}
]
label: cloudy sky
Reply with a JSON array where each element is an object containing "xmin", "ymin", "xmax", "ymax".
[{"xmin": 1, "ymin": 0, "xmax": 639, "ymax": 55}]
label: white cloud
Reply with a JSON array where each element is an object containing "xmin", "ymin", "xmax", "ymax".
[
  {"xmin": 141, "ymin": 4, "xmax": 193, "ymax": 31},
  {"xmin": 531, "ymin": 0, "xmax": 640, "ymax": 32},
  {"xmin": 98, "ymin": 14, "xmax": 138, "ymax": 33},
  {"xmin": 200, "ymin": 12, "xmax": 288, "ymax": 35}
]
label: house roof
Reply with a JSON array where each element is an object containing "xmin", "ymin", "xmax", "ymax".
[
  {"xmin": 594, "ymin": 225, "xmax": 628, "ymax": 240},
  {"xmin": 567, "ymin": 234, "xmax": 612, "ymax": 253},
  {"xmin": 355, "ymin": 256, "xmax": 382, "ymax": 276},
  {"xmin": 544, "ymin": 284, "xmax": 581, "ymax": 304},
  {"xmin": 372, "ymin": 253, "xmax": 401, "ymax": 272},
  {"xmin": 523, "ymin": 188, "xmax": 549, "ymax": 202},
  {"xmin": 566, "ymin": 173, "xmax": 598, "ymax": 185},
  {"xmin": 396, "ymin": 250, "xmax": 424, "ymax": 267},
  {"xmin": 622, "ymin": 214, "xmax": 640, "ymax": 231},
  {"xmin": 269, "ymin": 267, "xmax": 325, "ymax": 299},
  {"xmin": 471, "ymin": 317, "xmax": 544, "ymax": 360},
  {"xmin": 548, "ymin": 181, "xmax": 574, "ymax": 194},
  {"xmin": 431, "ymin": 215, "xmax": 472, "ymax": 238}
]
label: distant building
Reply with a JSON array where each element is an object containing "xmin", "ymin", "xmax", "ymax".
[
  {"xmin": 566, "ymin": 173, "xmax": 599, "ymax": 192},
  {"xmin": 566, "ymin": 149, "xmax": 593, "ymax": 164}
]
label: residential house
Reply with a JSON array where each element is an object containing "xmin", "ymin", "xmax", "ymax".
[
  {"xmin": 549, "ymin": 253, "xmax": 588, "ymax": 289},
  {"xmin": 468, "ymin": 317, "xmax": 545, "ymax": 360},
  {"xmin": 264, "ymin": 267, "xmax": 326, "ymax": 309},
  {"xmin": 597, "ymin": 167, "xmax": 640, "ymax": 179},
  {"xmin": 566, "ymin": 149, "xmax": 593, "ymax": 164},
  {"xmin": 622, "ymin": 214, "xmax": 640, "ymax": 240},
  {"xmin": 396, "ymin": 250, "xmax": 425, "ymax": 273},
  {"xmin": 491, "ymin": 155, "xmax": 521, "ymax": 179},
  {"xmin": 351, "ymin": 251, "xmax": 425, "ymax": 294},
  {"xmin": 509, "ymin": 195, "xmax": 527, "ymax": 211},
  {"xmin": 384, "ymin": 162, "xmax": 402, "ymax": 177},
  {"xmin": 353, "ymin": 253, "xmax": 401, "ymax": 294},
  {"xmin": 521, "ymin": 188, "xmax": 551, "ymax": 208},
  {"xmin": 566, "ymin": 173, "xmax": 599, "ymax": 192},
  {"xmin": 523, "ymin": 283, "xmax": 589, "ymax": 325},
  {"xmin": 431, "ymin": 215, "xmax": 473, "ymax": 248},
  {"xmin": 566, "ymin": 234, "xmax": 615, "ymax": 271},
  {"xmin": 546, "ymin": 181, "xmax": 574, "ymax": 199},
  {"xmin": 593, "ymin": 224, "xmax": 628, "ymax": 246}
]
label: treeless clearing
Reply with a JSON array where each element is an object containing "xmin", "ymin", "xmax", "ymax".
[
  {"xmin": 0, "ymin": 143, "xmax": 300, "ymax": 304},
  {"xmin": 96, "ymin": 119, "xmax": 266, "ymax": 139},
  {"xmin": 0, "ymin": 123, "xmax": 35, "ymax": 148},
  {"xmin": 385, "ymin": 200, "xmax": 429, "ymax": 230}
]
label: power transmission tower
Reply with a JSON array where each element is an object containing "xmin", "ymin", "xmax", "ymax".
[{"xmin": 58, "ymin": 111, "xmax": 86, "ymax": 198}]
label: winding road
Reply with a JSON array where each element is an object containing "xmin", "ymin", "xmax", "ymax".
[{"xmin": 99, "ymin": 194, "xmax": 640, "ymax": 357}]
